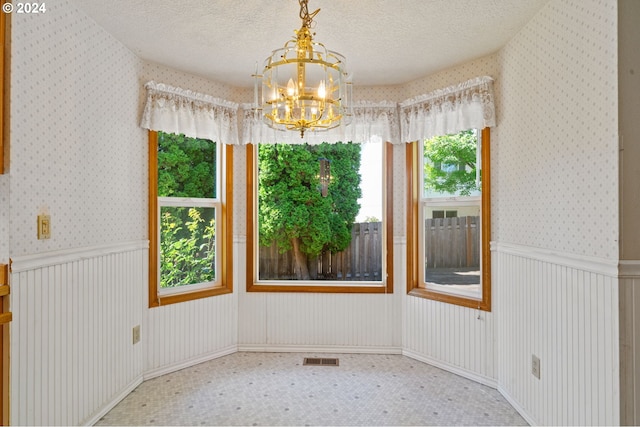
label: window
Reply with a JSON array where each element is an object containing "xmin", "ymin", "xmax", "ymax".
[
  {"xmin": 246, "ymin": 142, "xmax": 393, "ymax": 293},
  {"xmin": 148, "ymin": 131, "xmax": 232, "ymax": 307},
  {"xmin": 407, "ymin": 128, "xmax": 491, "ymax": 310}
]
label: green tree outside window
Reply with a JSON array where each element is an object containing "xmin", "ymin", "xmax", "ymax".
[
  {"xmin": 423, "ymin": 129, "xmax": 479, "ymax": 196},
  {"xmin": 258, "ymin": 142, "xmax": 362, "ymax": 280},
  {"xmin": 157, "ymin": 132, "xmax": 218, "ymax": 289}
]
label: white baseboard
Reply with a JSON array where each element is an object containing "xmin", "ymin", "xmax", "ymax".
[
  {"xmin": 82, "ymin": 375, "xmax": 143, "ymax": 426},
  {"xmin": 143, "ymin": 345, "xmax": 238, "ymax": 380},
  {"xmin": 238, "ymin": 344, "xmax": 402, "ymax": 354},
  {"xmin": 403, "ymin": 352, "xmax": 540, "ymax": 424},
  {"xmin": 402, "ymin": 349, "xmax": 497, "ymax": 389},
  {"xmin": 497, "ymin": 385, "xmax": 538, "ymax": 426}
]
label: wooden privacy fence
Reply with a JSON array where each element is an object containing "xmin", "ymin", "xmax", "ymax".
[
  {"xmin": 425, "ymin": 216, "xmax": 480, "ymax": 268},
  {"xmin": 259, "ymin": 222, "xmax": 383, "ymax": 281}
]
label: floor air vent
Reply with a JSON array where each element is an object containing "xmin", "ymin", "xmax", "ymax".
[{"xmin": 303, "ymin": 357, "xmax": 339, "ymax": 366}]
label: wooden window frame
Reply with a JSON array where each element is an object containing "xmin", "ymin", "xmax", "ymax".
[
  {"xmin": 406, "ymin": 128, "xmax": 491, "ymax": 311},
  {"xmin": 148, "ymin": 131, "xmax": 233, "ymax": 308},
  {"xmin": 245, "ymin": 142, "xmax": 394, "ymax": 294}
]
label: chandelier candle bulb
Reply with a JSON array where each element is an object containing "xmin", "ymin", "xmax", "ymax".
[
  {"xmin": 287, "ymin": 78, "xmax": 295, "ymax": 97},
  {"xmin": 318, "ymin": 80, "xmax": 326, "ymax": 99}
]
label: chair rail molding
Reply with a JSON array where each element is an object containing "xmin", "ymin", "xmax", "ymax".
[
  {"xmin": 491, "ymin": 241, "xmax": 619, "ymax": 277},
  {"xmin": 10, "ymin": 240, "xmax": 149, "ymax": 273}
]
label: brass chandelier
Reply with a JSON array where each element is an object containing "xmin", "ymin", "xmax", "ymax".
[{"xmin": 254, "ymin": 0, "xmax": 352, "ymax": 138}]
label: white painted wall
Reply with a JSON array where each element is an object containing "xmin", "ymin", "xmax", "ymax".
[
  {"xmin": 237, "ymin": 239, "xmax": 404, "ymax": 352},
  {"xmin": 144, "ymin": 293, "xmax": 238, "ymax": 378},
  {"xmin": 494, "ymin": 245, "xmax": 619, "ymax": 425},
  {"xmin": 10, "ymin": 243, "xmax": 146, "ymax": 425},
  {"xmin": 403, "ymin": 295, "xmax": 496, "ymax": 385},
  {"xmin": 492, "ymin": 0, "xmax": 620, "ymax": 424},
  {"xmin": 4, "ymin": 0, "xmax": 628, "ymax": 425}
]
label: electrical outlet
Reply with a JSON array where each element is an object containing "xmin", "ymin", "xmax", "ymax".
[
  {"xmin": 532, "ymin": 354, "xmax": 541, "ymax": 379},
  {"xmin": 132, "ymin": 325, "xmax": 141, "ymax": 345}
]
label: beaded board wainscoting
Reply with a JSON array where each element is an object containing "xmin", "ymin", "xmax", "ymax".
[{"xmin": 97, "ymin": 352, "xmax": 526, "ymax": 426}]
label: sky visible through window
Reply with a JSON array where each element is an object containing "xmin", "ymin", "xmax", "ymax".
[{"xmin": 356, "ymin": 142, "xmax": 382, "ymax": 222}]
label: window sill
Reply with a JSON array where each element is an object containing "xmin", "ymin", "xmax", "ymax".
[
  {"xmin": 149, "ymin": 285, "xmax": 232, "ymax": 308},
  {"xmin": 408, "ymin": 286, "xmax": 490, "ymax": 311},
  {"xmin": 247, "ymin": 281, "xmax": 392, "ymax": 294}
]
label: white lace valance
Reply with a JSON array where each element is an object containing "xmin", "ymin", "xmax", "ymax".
[
  {"xmin": 140, "ymin": 81, "xmax": 240, "ymax": 145},
  {"xmin": 140, "ymin": 77, "xmax": 495, "ymax": 145},
  {"xmin": 241, "ymin": 101, "xmax": 400, "ymax": 145},
  {"xmin": 399, "ymin": 76, "xmax": 496, "ymax": 142}
]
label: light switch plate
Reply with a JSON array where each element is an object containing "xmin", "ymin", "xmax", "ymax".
[{"xmin": 37, "ymin": 215, "xmax": 51, "ymax": 239}]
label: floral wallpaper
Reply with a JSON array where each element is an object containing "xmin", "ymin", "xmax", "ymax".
[
  {"xmin": 9, "ymin": 0, "xmax": 146, "ymax": 255},
  {"xmin": 494, "ymin": 0, "xmax": 618, "ymax": 260}
]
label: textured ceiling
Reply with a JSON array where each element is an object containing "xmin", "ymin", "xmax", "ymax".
[{"xmin": 71, "ymin": 0, "xmax": 549, "ymax": 88}]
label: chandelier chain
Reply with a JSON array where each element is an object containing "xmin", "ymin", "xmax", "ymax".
[{"xmin": 299, "ymin": 0, "xmax": 319, "ymax": 29}]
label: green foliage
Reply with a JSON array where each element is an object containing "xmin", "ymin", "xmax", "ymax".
[
  {"xmin": 363, "ymin": 216, "xmax": 381, "ymax": 223},
  {"xmin": 423, "ymin": 129, "xmax": 479, "ymax": 196},
  {"xmin": 158, "ymin": 132, "xmax": 216, "ymax": 198},
  {"xmin": 160, "ymin": 207, "xmax": 216, "ymax": 288},
  {"xmin": 258, "ymin": 142, "xmax": 362, "ymax": 257},
  {"xmin": 157, "ymin": 131, "xmax": 218, "ymax": 288}
]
